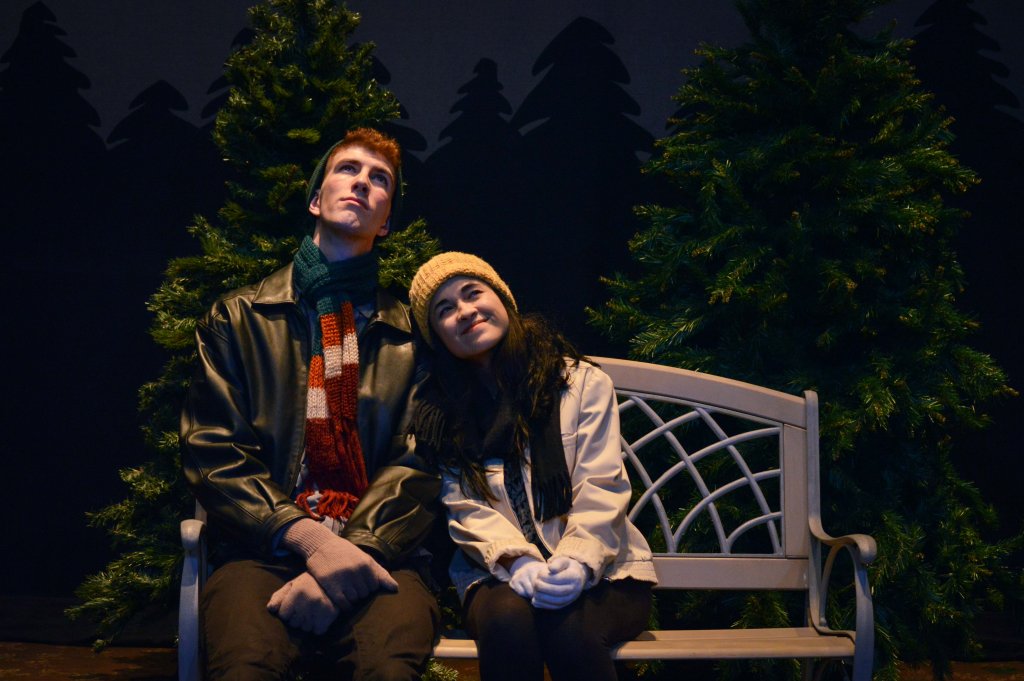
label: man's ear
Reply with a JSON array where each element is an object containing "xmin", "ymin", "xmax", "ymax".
[
  {"xmin": 377, "ymin": 216, "xmax": 391, "ymax": 238},
  {"xmin": 308, "ymin": 190, "xmax": 321, "ymax": 217}
]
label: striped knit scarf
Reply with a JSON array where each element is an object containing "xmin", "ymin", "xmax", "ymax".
[{"xmin": 292, "ymin": 237, "xmax": 378, "ymax": 521}]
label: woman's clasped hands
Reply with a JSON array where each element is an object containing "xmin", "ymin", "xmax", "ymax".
[{"xmin": 508, "ymin": 555, "xmax": 591, "ymax": 609}]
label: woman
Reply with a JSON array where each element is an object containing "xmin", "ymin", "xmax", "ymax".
[{"xmin": 408, "ymin": 252, "xmax": 657, "ymax": 681}]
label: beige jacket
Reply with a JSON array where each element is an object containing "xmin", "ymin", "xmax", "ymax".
[{"xmin": 442, "ymin": 360, "xmax": 658, "ymax": 600}]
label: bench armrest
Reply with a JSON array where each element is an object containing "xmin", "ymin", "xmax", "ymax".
[
  {"xmin": 182, "ymin": 518, "xmax": 207, "ymax": 553},
  {"xmin": 810, "ymin": 520, "xmax": 877, "ymax": 564},
  {"xmin": 809, "ymin": 519, "xmax": 876, "ymax": 681},
  {"xmin": 179, "ymin": 516, "xmax": 207, "ymax": 681}
]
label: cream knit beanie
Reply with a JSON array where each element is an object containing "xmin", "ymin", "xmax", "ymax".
[{"xmin": 409, "ymin": 252, "xmax": 517, "ymax": 345}]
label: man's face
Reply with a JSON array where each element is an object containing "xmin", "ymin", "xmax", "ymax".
[{"xmin": 309, "ymin": 144, "xmax": 395, "ymax": 252}]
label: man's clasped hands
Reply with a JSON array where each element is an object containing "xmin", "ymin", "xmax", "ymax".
[{"xmin": 266, "ymin": 519, "xmax": 397, "ymax": 635}]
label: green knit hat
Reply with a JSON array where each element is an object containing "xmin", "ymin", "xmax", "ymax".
[
  {"xmin": 409, "ymin": 252, "xmax": 517, "ymax": 346},
  {"xmin": 306, "ymin": 135, "xmax": 404, "ymax": 229}
]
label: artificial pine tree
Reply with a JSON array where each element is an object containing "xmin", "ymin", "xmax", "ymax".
[
  {"xmin": 68, "ymin": 0, "xmax": 439, "ymax": 643},
  {"xmin": 591, "ymin": 0, "xmax": 1018, "ymax": 678}
]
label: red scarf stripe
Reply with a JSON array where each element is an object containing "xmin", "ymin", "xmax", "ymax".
[
  {"xmin": 336, "ymin": 304, "xmax": 366, "ymax": 488},
  {"xmin": 305, "ymin": 419, "xmax": 334, "ymax": 454},
  {"xmin": 305, "ymin": 355, "xmax": 327, "ymax": 419},
  {"xmin": 331, "ymin": 419, "xmax": 367, "ymax": 487},
  {"xmin": 324, "ymin": 307, "xmax": 358, "ymax": 420},
  {"xmin": 307, "ymin": 355, "xmax": 325, "ymax": 387},
  {"xmin": 298, "ymin": 300, "xmax": 368, "ymax": 521},
  {"xmin": 340, "ymin": 364, "xmax": 360, "ymax": 418},
  {"xmin": 324, "ymin": 375, "xmax": 346, "ymax": 426},
  {"xmin": 321, "ymin": 311, "xmax": 342, "ymax": 348},
  {"xmin": 339, "ymin": 328, "xmax": 359, "ymax": 419}
]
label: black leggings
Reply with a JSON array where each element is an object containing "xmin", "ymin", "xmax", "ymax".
[{"xmin": 463, "ymin": 578, "xmax": 652, "ymax": 681}]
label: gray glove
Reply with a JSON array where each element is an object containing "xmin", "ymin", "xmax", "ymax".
[
  {"xmin": 281, "ymin": 518, "xmax": 398, "ymax": 610},
  {"xmin": 266, "ymin": 571, "xmax": 339, "ymax": 635}
]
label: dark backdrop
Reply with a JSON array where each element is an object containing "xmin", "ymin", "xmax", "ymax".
[{"xmin": 0, "ymin": 0, "xmax": 1021, "ymax": 602}]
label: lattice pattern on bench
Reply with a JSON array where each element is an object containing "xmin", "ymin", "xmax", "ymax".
[{"xmin": 619, "ymin": 390, "xmax": 785, "ymax": 557}]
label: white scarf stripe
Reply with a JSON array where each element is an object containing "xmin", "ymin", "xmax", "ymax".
[
  {"xmin": 342, "ymin": 329, "xmax": 359, "ymax": 365},
  {"xmin": 323, "ymin": 345, "xmax": 344, "ymax": 378},
  {"xmin": 323, "ymin": 332, "xmax": 358, "ymax": 380},
  {"xmin": 306, "ymin": 386, "xmax": 328, "ymax": 419}
]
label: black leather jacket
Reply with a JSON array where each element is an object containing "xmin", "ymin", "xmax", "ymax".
[{"xmin": 180, "ymin": 262, "xmax": 439, "ymax": 567}]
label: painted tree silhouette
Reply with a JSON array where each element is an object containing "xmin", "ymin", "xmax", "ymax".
[
  {"xmin": 105, "ymin": 81, "xmax": 223, "ymax": 278},
  {"xmin": 913, "ymin": 0, "xmax": 1020, "ymax": 123},
  {"xmin": 0, "ymin": 2, "xmax": 138, "ymax": 600},
  {"xmin": 0, "ymin": 1, "xmax": 105, "ymax": 267},
  {"xmin": 509, "ymin": 17, "xmax": 653, "ymax": 352},
  {"xmin": 911, "ymin": 0, "xmax": 1024, "ymax": 532},
  {"xmin": 371, "ymin": 54, "xmax": 430, "ymax": 223},
  {"xmin": 425, "ymin": 58, "xmax": 523, "ymax": 262}
]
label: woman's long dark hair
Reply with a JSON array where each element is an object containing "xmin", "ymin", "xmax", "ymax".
[{"xmin": 418, "ymin": 308, "xmax": 587, "ymax": 503}]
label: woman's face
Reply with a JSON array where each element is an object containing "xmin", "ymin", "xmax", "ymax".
[{"xmin": 429, "ymin": 276, "xmax": 510, "ymax": 368}]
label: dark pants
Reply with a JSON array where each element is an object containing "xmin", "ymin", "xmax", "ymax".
[
  {"xmin": 200, "ymin": 558, "xmax": 439, "ymax": 681},
  {"xmin": 463, "ymin": 578, "xmax": 652, "ymax": 681}
]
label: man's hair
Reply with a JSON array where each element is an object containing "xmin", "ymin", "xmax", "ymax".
[
  {"xmin": 306, "ymin": 127, "xmax": 404, "ymax": 222},
  {"xmin": 328, "ymin": 127, "xmax": 402, "ymax": 177}
]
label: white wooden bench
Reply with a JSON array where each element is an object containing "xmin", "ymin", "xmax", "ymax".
[{"xmin": 180, "ymin": 357, "xmax": 876, "ymax": 680}]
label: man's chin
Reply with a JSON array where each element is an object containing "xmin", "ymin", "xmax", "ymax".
[
  {"xmin": 313, "ymin": 219, "xmax": 384, "ymax": 252},
  {"xmin": 318, "ymin": 216, "xmax": 367, "ymax": 235}
]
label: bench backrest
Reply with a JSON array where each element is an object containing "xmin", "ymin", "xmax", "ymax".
[{"xmin": 594, "ymin": 357, "xmax": 820, "ymax": 593}]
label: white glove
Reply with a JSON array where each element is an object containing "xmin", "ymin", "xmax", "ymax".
[
  {"xmin": 532, "ymin": 556, "xmax": 589, "ymax": 609},
  {"xmin": 507, "ymin": 555, "xmax": 549, "ymax": 599}
]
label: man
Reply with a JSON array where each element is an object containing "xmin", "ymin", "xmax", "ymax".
[{"xmin": 181, "ymin": 128, "xmax": 440, "ymax": 681}]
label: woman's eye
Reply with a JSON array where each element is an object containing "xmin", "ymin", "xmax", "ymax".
[{"xmin": 372, "ymin": 173, "xmax": 390, "ymax": 187}]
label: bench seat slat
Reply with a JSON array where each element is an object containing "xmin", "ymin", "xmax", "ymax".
[
  {"xmin": 652, "ymin": 556, "xmax": 809, "ymax": 590},
  {"xmin": 613, "ymin": 628, "xmax": 855, "ymax": 660},
  {"xmin": 433, "ymin": 628, "xmax": 856, "ymax": 661}
]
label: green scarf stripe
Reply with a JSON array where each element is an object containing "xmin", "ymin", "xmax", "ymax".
[{"xmin": 293, "ymin": 235, "xmax": 379, "ymax": 359}]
